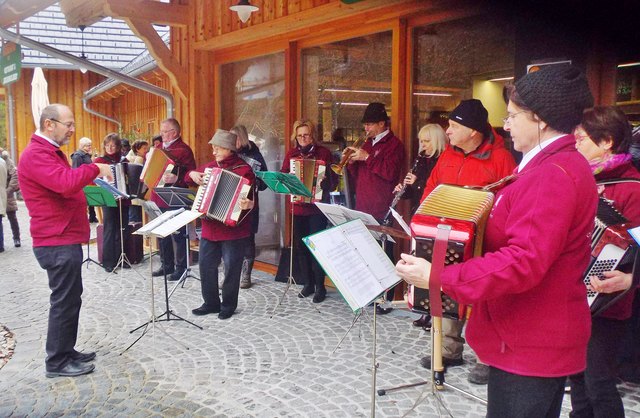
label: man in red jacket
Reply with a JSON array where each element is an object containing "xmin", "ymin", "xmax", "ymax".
[
  {"xmin": 418, "ymin": 99, "xmax": 516, "ymax": 385},
  {"xmin": 152, "ymin": 118, "xmax": 197, "ymax": 281},
  {"xmin": 19, "ymin": 104, "xmax": 112, "ymax": 378},
  {"xmin": 186, "ymin": 129, "xmax": 255, "ymax": 320},
  {"xmin": 346, "ymin": 102, "xmax": 405, "ymax": 314}
]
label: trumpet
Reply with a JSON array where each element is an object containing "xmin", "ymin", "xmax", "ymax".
[{"xmin": 331, "ymin": 136, "xmax": 365, "ymax": 175}]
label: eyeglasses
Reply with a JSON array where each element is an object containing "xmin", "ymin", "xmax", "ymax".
[
  {"xmin": 502, "ymin": 110, "xmax": 527, "ymax": 125},
  {"xmin": 49, "ymin": 118, "xmax": 75, "ymax": 129},
  {"xmin": 574, "ymin": 134, "xmax": 591, "ymax": 144},
  {"xmin": 296, "ymin": 134, "xmax": 311, "ymax": 139},
  {"xmin": 160, "ymin": 128, "xmax": 176, "ymax": 134}
]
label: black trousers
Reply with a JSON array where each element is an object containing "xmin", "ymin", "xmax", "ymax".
[
  {"xmin": 6, "ymin": 210, "xmax": 20, "ymax": 240},
  {"xmin": 199, "ymin": 237, "xmax": 248, "ymax": 314},
  {"xmin": 101, "ymin": 204, "xmax": 128, "ymax": 269},
  {"xmin": 569, "ymin": 317, "xmax": 626, "ymax": 418},
  {"xmin": 293, "ymin": 214, "xmax": 327, "ymax": 287},
  {"xmin": 487, "ymin": 366, "xmax": 566, "ymax": 418},
  {"xmin": 33, "ymin": 244, "xmax": 84, "ymax": 371},
  {"xmin": 158, "ymin": 225, "xmax": 187, "ymax": 271}
]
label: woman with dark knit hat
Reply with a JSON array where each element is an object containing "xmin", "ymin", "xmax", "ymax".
[
  {"xmin": 570, "ymin": 106, "xmax": 640, "ymax": 418},
  {"xmin": 396, "ymin": 64, "xmax": 597, "ymax": 417}
]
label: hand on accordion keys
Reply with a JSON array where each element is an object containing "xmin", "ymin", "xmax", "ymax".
[
  {"xmin": 189, "ymin": 171, "xmax": 206, "ymax": 186},
  {"xmin": 95, "ymin": 163, "xmax": 114, "ymax": 181},
  {"xmin": 238, "ymin": 197, "xmax": 254, "ymax": 211},
  {"xmin": 395, "ymin": 253, "xmax": 433, "ymax": 289},
  {"xmin": 589, "ymin": 270, "xmax": 632, "ymax": 294}
]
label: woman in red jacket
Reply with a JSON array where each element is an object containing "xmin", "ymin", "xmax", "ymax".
[
  {"xmin": 280, "ymin": 119, "xmax": 336, "ymax": 303},
  {"xmin": 94, "ymin": 133, "xmax": 129, "ymax": 273},
  {"xmin": 570, "ymin": 106, "xmax": 640, "ymax": 418},
  {"xmin": 396, "ymin": 64, "xmax": 596, "ymax": 417}
]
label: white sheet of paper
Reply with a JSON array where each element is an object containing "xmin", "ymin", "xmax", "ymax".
[
  {"xmin": 133, "ymin": 208, "xmax": 185, "ymax": 236},
  {"xmin": 314, "ymin": 202, "xmax": 395, "ymax": 243},
  {"xmin": 390, "ymin": 207, "xmax": 411, "ymax": 237},
  {"xmin": 629, "ymin": 226, "xmax": 640, "ymax": 246},
  {"xmin": 148, "ymin": 210, "xmax": 202, "ymax": 238}
]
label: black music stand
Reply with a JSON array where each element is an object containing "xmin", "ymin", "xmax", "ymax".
[
  {"xmin": 124, "ymin": 207, "xmax": 202, "ymax": 353},
  {"xmin": 82, "ymin": 186, "xmax": 117, "ymax": 269},
  {"xmin": 255, "ymin": 171, "xmax": 313, "ymax": 316},
  {"xmin": 153, "ymin": 187, "xmax": 200, "ymax": 292}
]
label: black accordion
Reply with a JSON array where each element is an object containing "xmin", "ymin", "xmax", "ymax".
[{"xmin": 108, "ymin": 162, "xmax": 143, "ymax": 199}]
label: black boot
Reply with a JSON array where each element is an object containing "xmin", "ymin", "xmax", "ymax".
[
  {"xmin": 312, "ymin": 275, "xmax": 327, "ymax": 303},
  {"xmin": 298, "ymin": 282, "xmax": 315, "ymax": 298},
  {"xmin": 240, "ymin": 257, "xmax": 254, "ymax": 289}
]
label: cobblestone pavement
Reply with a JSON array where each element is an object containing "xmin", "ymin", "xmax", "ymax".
[{"xmin": 1, "ymin": 202, "xmax": 639, "ymax": 417}]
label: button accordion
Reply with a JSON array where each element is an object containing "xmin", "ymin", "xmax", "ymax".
[
  {"xmin": 108, "ymin": 162, "xmax": 144, "ymax": 199},
  {"xmin": 408, "ymin": 185, "xmax": 494, "ymax": 319},
  {"xmin": 585, "ymin": 196, "xmax": 635, "ymax": 315},
  {"xmin": 289, "ymin": 158, "xmax": 326, "ymax": 203},
  {"xmin": 192, "ymin": 167, "xmax": 252, "ymax": 227}
]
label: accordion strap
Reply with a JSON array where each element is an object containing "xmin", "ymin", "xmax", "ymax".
[
  {"xmin": 596, "ymin": 178, "xmax": 640, "ymax": 186},
  {"xmin": 430, "ymin": 225, "xmax": 452, "ymax": 318}
]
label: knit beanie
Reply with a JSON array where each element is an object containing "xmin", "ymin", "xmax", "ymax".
[
  {"xmin": 449, "ymin": 99, "xmax": 489, "ymax": 135},
  {"xmin": 515, "ymin": 64, "xmax": 594, "ymax": 134},
  {"xmin": 208, "ymin": 129, "xmax": 238, "ymax": 151}
]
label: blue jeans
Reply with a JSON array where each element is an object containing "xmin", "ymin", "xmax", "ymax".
[
  {"xmin": 199, "ymin": 237, "xmax": 249, "ymax": 314},
  {"xmin": 33, "ymin": 244, "xmax": 84, "ymax": 370},
  {"xmin": 487, "ymin": 366, "xmax": 566, "ymax": 418}
]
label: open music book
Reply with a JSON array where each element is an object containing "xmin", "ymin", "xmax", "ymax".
[
  {"xmin": 303, "ymin": 219, "xmax": 401, "ymax": 313},
  {"xmin": 133, "ymin": 207, "xmax": 201, "ymax": 238},
  {"xmin": 314, "ymin": 202, "xmax": 395, "ymax": 243}
]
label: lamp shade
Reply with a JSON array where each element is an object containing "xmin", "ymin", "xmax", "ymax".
[{"xmin": 230, "ymin": 0, "xmax": 259, "ymax": 23}]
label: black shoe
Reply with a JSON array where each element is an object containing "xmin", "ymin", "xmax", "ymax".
[
  {"xmin": 192, "ymin": 305, "xmax": 220, "ymax": 316},
  {"xmin": 218, "ymin": 311, "xmax": 234, "ymax": 320},
  {"xmin": 71, "ymin": 351, "xmax": 96, "ymax": 363},
  {"xmin": 376, "ymin": 306, "xmax": 393, "ymax": 315},
  {"xmin": 468, "ymin": 363, "xmax": 490, "ymax": 385},
  {"xmin": 420, "ymin": 355, "xmax": 464, "ymax": 370},
  {"xmin": 413, "ymin": 315, "xmax": 431, "ymax": 329},
  {"xmin": 0, "ymin": 248, "xmax": 4, "ymax": 253},
  {"xmin": 13, "ymin": 239, "xmax": 21, "ymax": 248},
  {"xmin": 152, "ymin": 266, "xmax": 175, "ymax": 277},
  {"xmin": 104, "ymin": 266, "xmax": 117, "ymax": 273},
  {"xmin": 313, "ymin": 288, "xmax": 327, "ymax": 303},
  {"xmin": 45, "ymin": 360, "xmax": 95, "ymax": 378},
  {"xmin": 168, "ymin": 269, "xmax": 185, "ymax": 282},
  {"xmin": 89, "ymin": 217, "xmax": 99, "ymax": 223},
  {"xmin": 298, "ymin": 284, "xmax": 315, "ymax": 298}
]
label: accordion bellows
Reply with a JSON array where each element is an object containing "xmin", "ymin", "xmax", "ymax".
[
  {"xmin": 289, "ymin": 158, "xmax": 326, "ymax": 204},
  {"xmin": 192, "ymin": 167, "xmax": 252, "ymax": 227}
]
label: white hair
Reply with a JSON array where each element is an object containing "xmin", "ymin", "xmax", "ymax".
[{"xmin": 78, "ymin": 137, "xmax": 93, "ymax": 148}]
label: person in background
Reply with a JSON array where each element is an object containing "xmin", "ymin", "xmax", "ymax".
[
  {"xmin": 19, "ymin": 103, "xmax": 113, "ymax": 377},
  {"xmin": 0, "ymin": 156, "xmax": 6, "ymax": 252},
  {"xmin": 231, "ymin": 124, "xmax": 268, "ymax": 290},
  {"xmin": 396, "ymin": 64, "xmax": 596, "ymax": 417},
  {"xmin": 151, "ymin": 118, "xmax": 196, "ymax": 281},
  {"xmin": 569, "ymin": 106, "xmax": 640, "ymax": 418},
  {"xmin": 0, "ymin": 148, "xmax": 21, "ymax": 248},
  {"xmin": 71, "ymin": 137, "xmax": 98, "ymax": 223},
  {"xmin": 120, "ymin": 139, "xmax": 131, "ymax": 158},
  {"xmin": 280, "ymin": 119, "xmax": 337, "ymax": 303},
  {"xmin": 126, "ymin": 139, "xmax": 149, "ymax": 165},
  {"xmin": 393, "ymin": 123, "xmax": 447, "ymax": 330},
  {"xmin": 345, "ymin": 102, "xmax": 405, "ymax": 314},
  {"xmin": 152, "ymin": 135, "xmax": 162, "ymax": 149},
  {"xmin": 186, "ymin": 129, "xmax": 255, "ymax": 319},
  {"xmin": 94, "ymin": 133, "xmax": 129, "ymax": 273}
]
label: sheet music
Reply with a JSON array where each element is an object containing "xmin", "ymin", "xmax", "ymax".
[
  {"xmin": 629, "ymin": 226, "xmax": 640, "ymax": 246},
  {"xmin": 314, "ymin": 202, "xmax": 395, "ymax": 243},
  {"xmin": 141, "ymin": 200, "xmax": 163, "ymax": 219},
  {"xmin": 95, "ymin": 178, "xmax": 129, "ymax": 199},
  {"xmin": 391, "ymin": 207, "xmax": 411, "ymax": 236},
  {"xmin": 303, "ymin": 219, "xmax": 401, "ymax": 311},
  {"xmin": 133, "ymin": 208, "xmax": 185, "ymax": 235},
  {"xmin": 149, "ymin": 210, "xmax": 202, "ymax": 238}
]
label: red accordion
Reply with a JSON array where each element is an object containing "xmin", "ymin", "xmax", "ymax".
[
  {"xmin": 408, "ymin": 185, "xmax": 494, "ymax": 320},
  {"xmin": 192, "ymin": 167, "xmax": 252, "ymax": 227}
]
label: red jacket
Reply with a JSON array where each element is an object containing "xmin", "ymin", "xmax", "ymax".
[
  {"xmin": 347, "ymin": 131, "xmax": 405, "ymax": 220},
  {"xmin": 441, "ymin": 135, "xmax": 598, "ymax": 377},
  {"xmin": 595, "ymin": 161, "xmax": 640, "ymax": 320},
  {"xmin": 185, "ymin": 154, "xmax": 255, "ymax": 241},
  {"xmin": 421, "ymin": 129, "xmax": 516, "ymax": 201},
  {"xmin": 152, "ymin": 137, "xmax": 196, "ymax": 208},
  {"xmin": 281, "ymin": 144, "xmax": 336, "ymax": 216},
  {"xmin": 18, "ymin": 133, "xmax": 100, "ymax": 247}
]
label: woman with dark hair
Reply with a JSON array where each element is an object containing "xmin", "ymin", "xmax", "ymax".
[
  {"xmin": 569, "ymin": 106, "xmax": 640, "ymax": 418},
  {"xmin": 396, "ymin": 64, "xmax": 596, "ymax": 417},
  {"xmin": 231, "ymin": 124, "xmax": 268, "ymax": 289},
  {"xmin": 280, "ymin": 119, "xmax": 336, "ymax": 303},
  {"xmin": 126, "ymin": 139, "xmax": 149, "ymax": 165},
  {"xmin": 94, "ymin": 133, "xmax": 129, "ymax": 272}
]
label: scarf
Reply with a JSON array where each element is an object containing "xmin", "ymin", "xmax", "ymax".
[{"xmin": 589, "ymin": 153, "xmax": 632, "ymax": 176}]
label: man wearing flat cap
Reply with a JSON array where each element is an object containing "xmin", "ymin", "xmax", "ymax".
[
  {"xmin": 345, "ymin": 102, "xmax": 405, "ymax": 313},
  {"xmin": 417, "ymin": 98, "xmax": 516, "ymax": 385},
  {"xmin": 185, "ymin": 129, "xmax": 255, "ymax": 320}
]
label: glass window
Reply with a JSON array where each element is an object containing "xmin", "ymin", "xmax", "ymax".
[
  {"xmin": 220, "ymin": 53, "xmax": 286, "ymax": 265},
  {"xmin": 411, "ymin": 17, "xmax": 515, "ymax": 153},
  {"xmin": 301, "ymin": 31, "xmax": 393, "ymax": 147}
]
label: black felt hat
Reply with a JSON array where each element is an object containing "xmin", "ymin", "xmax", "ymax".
[
  {"xmin": 448, "ymin": 99, "xmax": 489, "ymax": 135},
  {"xmin": 515, "ymin": 64, "xmax": 594, "ymax": 134},
  {"xmin": 361, "ymin": 102, "xmax": 390, "ymax": 123}
]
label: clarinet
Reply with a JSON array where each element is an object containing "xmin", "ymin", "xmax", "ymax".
[{"xmin": 383, "ymin": 153, "xmax": 424, "ymax": 224}]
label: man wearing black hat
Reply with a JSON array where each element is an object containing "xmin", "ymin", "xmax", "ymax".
[
  {"xmin": 417, "ymin": 98, "xmax": 516, "ymax": 385},
  {"xmin": 345, "ymin": 102, "xmax": 405, "ymax": 313}
]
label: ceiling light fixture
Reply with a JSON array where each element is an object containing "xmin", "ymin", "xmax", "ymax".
[
  {"xmin": 230, "ymin": 0, "xmax": 259, "ymax": 24},
  {"xmin": 78, "ymin": 25, "xmax": 88, "ymax": 74}
]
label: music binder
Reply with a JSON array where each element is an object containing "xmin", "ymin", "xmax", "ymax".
[
  {"xmin": 302, "ymin": 218, "xmax": 401, "ymax": 313},
  {"xmin": 83, "ymin": 185, "xmax": 118, "ymax": 208}
]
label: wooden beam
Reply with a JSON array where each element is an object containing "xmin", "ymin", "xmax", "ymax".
[
  {"xmin": 195, "ymin": 0, "xmax": 446, "ymax": 51},
  {"xmin": 125, "ymin": 18, "xmax": 188, "ymax": 101},
  {"xmin": 60, "ymin": 0, "xmax": 189, "ymax": 28},
  {"xmin": 0, "ymin": 0, "xmax": 57, "ymax": 28}
]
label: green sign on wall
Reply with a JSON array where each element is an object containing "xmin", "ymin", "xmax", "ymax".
[{"xmin": 1, "ymin": 41, "xmax": 21, "ymax": 86}]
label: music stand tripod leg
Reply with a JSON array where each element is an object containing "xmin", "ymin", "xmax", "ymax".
[
  {"xmin": 271, "ymin": 210, "xmax": 299, "ymax": 317},
  {"xmin": 168, "ymin": 230, "xmax": 200, "ymax": 299}
]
